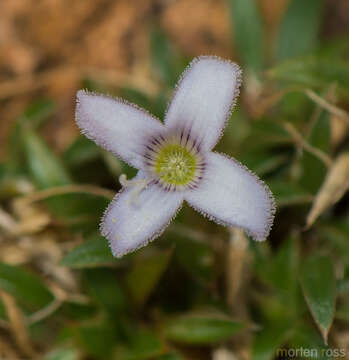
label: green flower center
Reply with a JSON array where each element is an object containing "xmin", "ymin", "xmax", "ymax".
[{"xmin": 154, "ymin": 144, "xmax": 197, "ymax": 185}]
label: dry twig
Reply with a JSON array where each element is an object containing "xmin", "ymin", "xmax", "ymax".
[
  {"xmin": 304, "ymin": 89, "xmax": 349, "ymax": 125},
  {"xmin": 17, "ymin": 184, "xmax": 115, "ymax": 205},
  {"xmin": 284, "ymin": 122, "xmax": 333, "ymax": 168}
]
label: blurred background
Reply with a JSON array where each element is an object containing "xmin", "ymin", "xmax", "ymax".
[{"xmin": 1, "ymin": 0, "xmax": 349, "ymax": 359}]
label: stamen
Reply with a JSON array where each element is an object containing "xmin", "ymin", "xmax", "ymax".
[{"xmin": 118, "ymin": 173, "xmax": 153, "ymax": 205}]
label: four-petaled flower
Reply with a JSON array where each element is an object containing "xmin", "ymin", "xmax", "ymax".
[{"xmin": 75, "ymin": 56, "xmax": 276, "ymax": 257}]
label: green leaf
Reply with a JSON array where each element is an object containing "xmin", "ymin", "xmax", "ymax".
[
  {"xmin": 290, "ymin": 323, "xmax": 333, "ymax": 359},
  {"xmin": 22, "ymin": 127, "xmax": 72, "ymax": 189},
  {"xmin": 0, "ymin": 298, "xmax": 7, "ymax": 320},
  {"xmin": 155, "ymin": 353, "xmax": 183, "ymax": 360},
  {"xmin": 320, "ymin": 223, "xmax": 349, "ymax": 262},
  {"xmin": 239, "ymin": 152, "xmax": 288, "ymax": 176},
  {"xmin": 83, "ymin": 268, "xmax": 126, "ymax": 315},
  {"xmin": 150, "ymin": 26, "xmax": 185, "ymax": 87},
  {"xmin": 279, "ymin": 91, "xmax": 312, "ymax": 121},
  {"xmin": 241, "ymin": 119, "xmax": 290, "ymax": 151},
  {"xmin": 255, "ymin": 236, "xmax": 304, "ymax": 326},
  {"xmin": 125, "ymin": 250, "xmax": 172, "ymax": 305},
  {"xmin": 258, "ymin": 237, "xmax": 299, "ymax": 304},
  {"xmin": 300, "ymin": 255, "xmax": 336, "ymax": 344},
  {"xmin": 164, "ymin": 314, "xmax": 243, "ymax": 345},
  {"xmin": 268, "ymin": 180, "xmax": 313, "ymax": 207},
  {"xmin": 119, "ymin": 88, "xmax": 154, "ymax": 112},
  {"xmin": 0, "ymin": 263, "xmax": 54, "ymax": 311},
  {"xmin": 268, "ymin": 56, "xmax": 349, "ymax": 96},
  {"xmin": 228, "ymin": 0, "xmax": 264, "ymax": 73},
  {"xmin": 152, "ymin": 92, "xmax": 168, "ymax": 120},
  {"xmin": 337, "ymin": 266, "xmax": 349, "ymax": 295},
  {"xmin": 252, "ymin": 325, "xmax": 290, "ymax": 360},
  {"xmin": 277, "ymin": 0, "xmax": 325, "ymax": 60},
  {"xmin": 300, "ymin": 111, "xmax": 330, "ymax": 193},
  {"xmin": 78, "ymin": 321, "xmax": 117, "ymax": 359},
  {"xmin": 63, "ymin": 136, "xmax": 100, "ymax": 168},
  {"xmin": 61, "ymin": 234, "xmax": 116, "ymax": 268},
  {"xmin": 8, "ymin": 99, "xmax": 56, "ymax": 171},
  {"xmin": 169, "ymin": 232, "xmax": 214, "ymax": 282},
  {"xmin": 336, "ymin": 301, "xmax": 349, "ymax": 322},
  {"xmin": 219, "ymin": 109, "xmax": 249, "ymax": 151},
  {"xmin": 20, "ymin": 99, "xmax": 56, "ymax": 128},
  {"xmin": 114, "ymin": 328, "xmax": 164, "ymax": 360}
]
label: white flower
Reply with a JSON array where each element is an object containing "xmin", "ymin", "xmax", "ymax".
[{"xmin": 75, "ymin": 56, "xmax": 275, "ymax": 257}]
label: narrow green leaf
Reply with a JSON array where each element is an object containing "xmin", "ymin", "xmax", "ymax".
[
  {"xmin": 241, "ymin": 120, "xmax": 290, "ymax": 151},
  {"xmin": 8, "ymin": 99, "xmax": 56, "ymax": 171},
  {"xmin": 155, "ymin": 353, "xmax": 183, "ymax": 360},
  {"xmin": 63, "ymin": 136, "xmax": 100, "ymax": 168},
  {"xmin": 20, "ymin": 99, "xmax": 56, "ymax": 128},
  {"xmin": 228, "ymin": 0, "xmax": 264, "ymax": 73},
  {"xmin": 258, "ymin": 237, "xmax": 299, "ymax": 303},
  {"xmin": 268, "ymin": 56, "xmax": 349, "ymax": 95},
  {"xmin": 255, "ymin": 236, "xmax": 305, "ymax": 326},
  {"xmin": 268, "ymin": 180, "xmax": 313, "ymax": 206},
  {"xmin": 290, "ymin": 323, "xmax": 333, "ymax": 359},
  {"xmin": 83, "ymin": 268, "xmax": 126, "ymax": 315},
  {"xmin": 337, "ymin": 266, "xmax": 349, "ymax": 295},
  {"xmin": 336, "ymin": 301, "xmax": 349, "ymax": 322},
  {"xmin": 300, "ymin": 255, "xmax": 336, "ymax": 344},
  {"xmin": 125, "ymin": 250, "xmax": 172, "ymax": 305},
  {"xmin": 22, "ymin": 127, "xmax": 72, "ymax": 189},
  {"xmin": 150, "ymin": 26, "xmax": 185, "ymax": 87},
  {"xmin": 61, "ymin": 234, "xmax": 116, "ymax": 268},
  {"xmin": 252, "ymin": 325, "xmax": 290, "ymax": 360},
  {"xmin": 320, "ymin": 223, "xmax": 349, "ymax": 262},
  {"xmin": 78, "ymin": 321, "xmax": 117, "ymax": 359},
  {"xmin": 19, "ymin": 127, "xmax": 108, "ymax": 227},
  {"xmin": 239, "ymin": 152, "xmax": 288, "ymax": 176},
  {"xmin": 0, "ymin": 298, "xmax": 7, "ymax": 320},
  {"xmin": 0, "ymin": 263, "xmax": 54, "ymax": 311},
  {"xmin": 277, "ymin": 0, "xmax": 325, "ymax": 60},
  {"xmin": 164, "ymin": 314, "xmax": 243, "ymax": 344},
  {"xmin": 114, "ymin": 328, "xmax": 164, "ymax": 360},
  {"xmin": 119, "ymin": 88, "xmax": 154, "ymax": 112},
  {"xmin": 300, "ymin": 111, "xmax": 330, "ymax": 193},
  {"xmin": 171, "ymin": 233, "xmax": 214, "ymax": 282},
  {"xmin": 39, "ymin": 192, "xmax": 108, "ymax": 232}
]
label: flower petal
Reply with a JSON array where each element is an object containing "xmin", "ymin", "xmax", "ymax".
[
  {"xmin": 76, "ymin": 90, "xmax": 164, "ymax": 169},
  {"xmin": 101, "ymin": 174, "xmax": 184, "ymax": 257},
  {"xmin": 165, "ymin": 56, "xmax": 242, "ymax": 151},
  {"xmin": 185, "ymin": 152, "xmax": 275, "ymax": 241}
]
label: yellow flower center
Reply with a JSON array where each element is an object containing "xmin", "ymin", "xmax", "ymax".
[
  {"xmin": 144, "ymin": 130, "xmax": 205, "ymax": 191},
  {"xmin": 154, "ymin": 144, "xmax": 197, "ymax": 185}
]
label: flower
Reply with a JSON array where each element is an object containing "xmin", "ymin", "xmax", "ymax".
[{"xmin": 75, "ymin": 56, "xmax": 276, "ymax": 257}]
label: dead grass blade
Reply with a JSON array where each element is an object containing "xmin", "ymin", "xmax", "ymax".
[
  {"xmin": 306, "ymin": 152, "xmax": 349, "ymax": 228},
  {"xmin": 304, "ymin": 89, "xmax": 349, "ymax": 125},
  {"xmin": 0, "ymin": 291, "xmax": 37, "ymax": 359},
  {"xmin": 226, "ymin": 228, "xmax": 248, "ymax": 307},
  {"xmin": 284, "ymin": 122, "xmax": 333, "ymax": 168},
  {"xmin": 0, "ymin": 335, "xmax": 21, "ymax": 360}
]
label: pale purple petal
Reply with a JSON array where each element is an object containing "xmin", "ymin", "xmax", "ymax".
[
  {"xmin": 185, "ymin": 152, "xmax": 275, "ymax": 241},
  {"xmin": 76, "ymin": 90, "xmax": 165, "ymax": 169},
  {"xmin": 101, "ymin": 173, "xmax": 184, "ymax": 257},
  {"xmin": 165, "ymin": 56, "xmax": 242, "ymax": 151}
]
